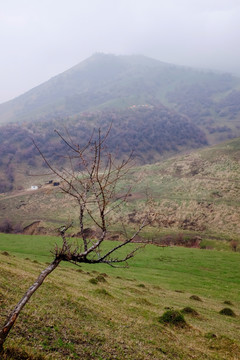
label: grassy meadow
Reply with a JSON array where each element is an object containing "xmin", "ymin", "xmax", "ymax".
[{"xmin": 0, "ymin": 233, "xmax": 240, "ymax": 359}]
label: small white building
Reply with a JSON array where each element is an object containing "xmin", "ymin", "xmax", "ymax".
[{"xmin": 30, "ymin": 185, "xmax": 38, "ymax": 190}]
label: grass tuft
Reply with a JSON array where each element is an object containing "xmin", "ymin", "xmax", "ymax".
[
  {"xmin": 2, "ymin": 346, "xmax": 46, "ymax": 360},
  {"xmin": 99, "ymin": 273, "xmax": 108, "ymax": 277},
  {"xmin": 190, "ymin": 295, "xmax": 202, "ymax": 302},
  {"xmin": 205, "ymin": 332, "xmax": 217, "ymax": 339},
  {"xmin": 94, "ymin": 288, "xmax": 112, "ymax": 297},
  {"xmin": 158, "ymin": 310, "xmax": 187, "ymax": 327},
  {"xmin": 219, "ymin": 308, "xmax": 236, "ymax": 317},
  {"xmin": 95, "ymin": 275, "xmax": 107, "ymax": 283},
  {"xmin": 181, "ymin": 307, "xmax": 199, "ymax": 317},
  {"xmin": 89, "ymin": 278, "xmax": 99, "ymax": 285},
  {"xmin": 1, "ymin": 251, "xmax": 10, "ymax": 256},
  {"xmin": 135, "ymin": 297, "xmax": 152, "ymax": 306},
  {"xmin": 223, "ymin": 300, "xmax": 233, "ymax": 306}
]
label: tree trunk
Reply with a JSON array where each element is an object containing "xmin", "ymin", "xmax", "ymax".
[{"xmin": 0, "ymin": 257, "xmax": 61, "ymax": 352}]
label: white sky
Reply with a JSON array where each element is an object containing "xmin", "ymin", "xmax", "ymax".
[{"xmin": 1, "ymin": 0, "xmax": 240, "ymax": 104}]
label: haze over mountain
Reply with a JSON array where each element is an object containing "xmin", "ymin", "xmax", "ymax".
[
  {"xmin": 1, "ymin": 53, "xmax": 240, "ymax": 143},
  {"xmin": 2, "ymin": 1, "xmax": 240, "ymax": 104},
  {"xmin": 1, "ymin": 53, "xmax": 240, "ymax": 193}
]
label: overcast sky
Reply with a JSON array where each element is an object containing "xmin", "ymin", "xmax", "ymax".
[{"xmin": 1, "ymin": 0, "xmax": 240, "ymax": 104}]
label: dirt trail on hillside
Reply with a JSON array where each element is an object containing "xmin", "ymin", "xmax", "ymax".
[{"xmin": 0, "ymin": 185, "xmax": 52, "ymax": 201}]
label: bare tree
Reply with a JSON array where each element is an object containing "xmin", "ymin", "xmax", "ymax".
[{"xmin": 0, "ymin": 128, "xmax": 148, "ymax": 352}]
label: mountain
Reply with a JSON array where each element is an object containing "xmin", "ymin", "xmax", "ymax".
[
  {"xmin": 0, "ymin": 54, "xmax": 171, "ymax": 123},
  {"xmin": 1, "ymin": 53, "xmax": 240, "ymax": 195},
  {"xmin": 1, "ymin": 53, "xmax": 240, "ymax": 144}
]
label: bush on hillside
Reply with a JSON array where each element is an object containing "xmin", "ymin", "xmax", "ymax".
[
  {"xmin": 219, "ymin": 308, "xmax": 236, "ymax": 317},
  {"xmin": 190, "ymin": 295, "xmax": 202, "ymax": 302},
  {"xmin": 223, "ymin": 300, "xmax": 233, "ymax": 306},
  {"xmin": 158, "ymin": 310, "xmax": 187, "ymax": 327},
  {"xmin": 181, "ymin": 307, "xmax": 199, "ymax": 317},
  {"xmin": 230, "ymin": 240, "xmax": 238, "ymax": 252},
  {"xmin": 0, "ymin": 219, "xmax": 23, "ymax": 234}
]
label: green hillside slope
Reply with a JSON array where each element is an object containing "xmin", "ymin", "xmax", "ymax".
[
  {"xmin": 0, "ymin": 137, "xmax": 239, "ymax": 243},
  {"xmin": 123, "ymin": 137, "xmax": 240, "ymax": 241},
  {"xmin": 0, "ymin": 236, "xmax": 239, "ymax": 359}
]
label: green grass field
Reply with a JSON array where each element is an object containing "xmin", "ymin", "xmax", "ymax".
[
  {"xmin": 1, "ymin": 233, "xmax": 240, "ymax": 301},
  {"xmin": 0, "ymin": 233, "xmax": 240, "ymax": 359}
]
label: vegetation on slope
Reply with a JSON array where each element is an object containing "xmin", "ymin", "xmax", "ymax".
[
  {"xmin": 0, "ymin": 106, "xmax": 207, "ymax": 193},
  {"xmin": 119, "ymin": 137, "xmax": 240, "ymax": 241},
  {"xmin": 0, "ymin": 137, "xmax": 239, "ymax": 244},
  {"xmin": 0, "ymin": 235, "xmax": 240, "ymax": 359}
]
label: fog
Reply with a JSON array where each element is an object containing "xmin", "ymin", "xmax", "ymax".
[{"xmin": 1, "ymin": 0, "xmax": 240, "ymax": 103}]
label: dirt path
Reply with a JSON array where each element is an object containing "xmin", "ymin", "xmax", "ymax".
[{"xmin": 0, "ymin": 186, "xmax": 51, "ymax": 201}]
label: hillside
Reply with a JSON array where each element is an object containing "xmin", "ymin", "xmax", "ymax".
[
  {"xmin": 0, "ymin": 236, "xmax": 240, "ymax": 359},
  {"xmin": 0, "ymin": 105, "xmax": 207, "ymax": 193},
  {"xmin": 123, "ymin": 137, "xmax": 240, "ymax": 242},
  {"xmin": 0, "ymin": 53, "xmax": 240, "ymax": 145},
  {"xmin": 1, "ymin": 137, "xmax": 240, "ymax": 243}
]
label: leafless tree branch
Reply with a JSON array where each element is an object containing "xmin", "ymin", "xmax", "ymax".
[{"xmin": 0, "ymin": 126, "xmax": 149, "ymax": 352}]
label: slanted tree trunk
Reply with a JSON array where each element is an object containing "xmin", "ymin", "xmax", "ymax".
[
  {"xmin": 0, "ymin": 257, "xmax": 61, "ymax": 352},
  {"xmin": 0, "ymin": 127, "xmax": 150, "ymax": 353}
]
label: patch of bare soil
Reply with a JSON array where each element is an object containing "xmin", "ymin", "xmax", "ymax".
[{"xmin": 23, "ymin": 221, "xmax": 49, "ymax": 235}]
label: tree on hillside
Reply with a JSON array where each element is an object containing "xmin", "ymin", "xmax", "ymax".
[{"xmin": 0, "ymin": 128, "xmax": 149, "ymax": 353}]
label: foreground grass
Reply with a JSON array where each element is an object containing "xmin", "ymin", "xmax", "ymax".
[{"xmin": 0, "ymin": 234, "xmax": 240, "ymax": 359}]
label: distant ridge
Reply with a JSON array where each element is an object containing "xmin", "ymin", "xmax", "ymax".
[{"xmin": 0, "ymin": 53, "xmax": 240, "ymax": 147}]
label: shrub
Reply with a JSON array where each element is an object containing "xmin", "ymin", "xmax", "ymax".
[
  {"xmin": 89, "ymin": 278, "xmax": 98, "ymax": 285},
  {"xmin": 159, "ymin": 310, "xmax": 187, "ymax": 327},
  {"xmin": 219, "ymin": 308, "xmax": 236, "ymax": 317},
  {"xmin": 1, "ymin": 251, "xmax": 10, "ymax": 256},
  {"xmin": 95, "ymin": 288, "xmax": 112, "ymax": 297},
  {"xmin": 223, "ymin": 300, "xmax": 233, "ymax": 306},
  {"xmin": 0, "ymin": 219, "xmax": 13, "ymax": 233},
  {"xmin": 95, "ymin": 275, "xmax": 107, "ymax": 283},
  {"xmin": 230, "ymin": 240, "xmax": 238, "ymax": 252},
  {"xmin": 190, "ymin": 295, "xmax": 202, "ymax": 302},
  {"xmin": 181, "ymin": 307, "xmax": 199, "ymax": 317},
  {"xmin": 13, "ymin": 223, "xmax": 23, "ymax": 234},
  {"xmin": 99, "ymin": 273, "xmax": 108, "ymax": 277},
  {"xmin": 205, "ymin": 332, "xmax": 217, "ymax": 339},
  {"xmin": 0, "ymin": 219, "xmax": 23, "ymax": 234}
]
